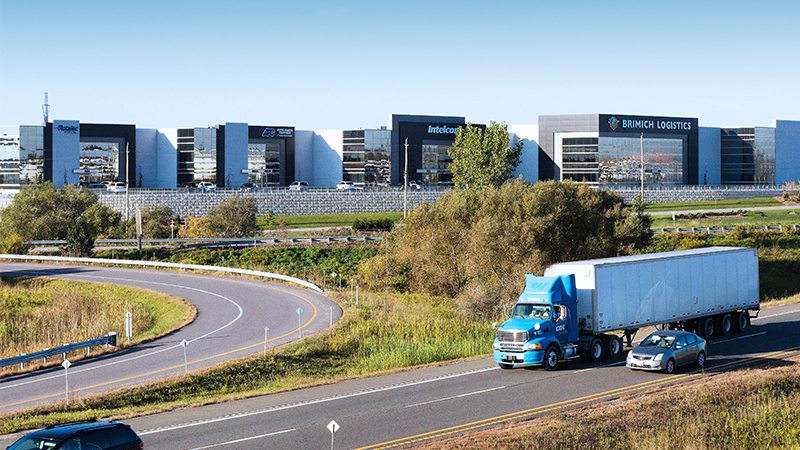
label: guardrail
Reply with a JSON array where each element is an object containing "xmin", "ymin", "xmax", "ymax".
[
  {"xmin": 653, "ymin": 224, "xmax": 799, "ymax": 233},
  {"xmin": 0, "ymin": 333, "xmax": 117, "ymax": 368},
  {"xmin": 28, "ymin": 236, "xmax": 383, "ymax": 247},
  {"xmin": 0, "ymin": 254, "xmax": 323, "ymax": 293}
]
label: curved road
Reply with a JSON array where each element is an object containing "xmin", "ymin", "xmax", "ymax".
[{"xmin": 0, "ymin": 263, "xmax": 340, "ymax": 414}]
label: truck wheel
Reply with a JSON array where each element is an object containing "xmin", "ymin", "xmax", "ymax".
[
  {"xmin": 604, "ymin": 335, "xmax": 623, "ymax": 359},
  {"xmin": 543, "ymin": 346, "xmax": 560, "ymax": 371},
  {"xmin": 586, "ymin": 337, "xmax": 604, "ymax": 362},
  {"xmin": 700, "ymin": 317, "xmax": 715, "ymax": 338},
  {"xmin": 718, "ymin": 314, "xmax": 732, "ymax": 336},
  {"xmin": 733, "ymin": 311, "xmax": 750, "ymax": 332},
  {"xmin": 498, "ymin": 363, "xmax": 513, "ymax": 370}
]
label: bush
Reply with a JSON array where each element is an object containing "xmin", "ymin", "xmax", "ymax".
[
  {"xmin": 352, "ymin": 218, "xmax": 394, "ymax": 231},
  {"xmin": 0, "ymin": 233, "xmax": 29, "ymax": 255}
]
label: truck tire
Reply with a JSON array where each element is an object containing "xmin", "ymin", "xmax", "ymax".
[
  {"xmin": 585, "ymin": 337, "xmax": 604, "ymax": 362},
  {"xmin": 718, "ymin": 314, "xmax": 732, "ymax": 336},
  {"xmin": 700, "ymin": 317, "xmax": 715, "ymax": 338},
  {"xmin": 543, "ymin": 346, "xmax": 560, "ymax": 371},
  {"xmin": 733, "ymin": 311, "xmax": 750, "ymax": 332},
  {"xmin": 604, "ymin": 335, "xmax": 623, "ymax": 359}
]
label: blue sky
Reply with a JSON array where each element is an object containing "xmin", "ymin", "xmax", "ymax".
[{"xmin": 1, "ymin": 0, "xmax": 798, "ymax": 132}]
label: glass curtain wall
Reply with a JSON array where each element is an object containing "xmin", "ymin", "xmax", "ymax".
[
  {"xmin": 193, "ymin": 128, "xmax": 217, "ymax": 183},
  {"xmin": 342, "ymin": 130, "xmax": 365, "ymax": 183},
  {"xmin": 597, "ymin": 137, "xmax": 683, "ymax": 186},
  {"xmin": 247, "ymin": 142, "xmax": 280, "ymax": 186},
  {"xmin": 721, "ymin": 127, "xmax": 775, "ymax": 184},
  {"xmin": 561, "ymin": 137, "xmax": 598, "ymax": 182},
  {"xmin": 365, "ymin": 129, "xmax": 391, "ymax": 184},
  {"xmin": 79, "ymin": 141, "xmax": 119, "ymax": 183},
  {"xmin": 421, "ymin": 141, "xmax": 453, "ymax": 185},
  {"xmin": 19, "ymin": 125, "xmax": 43, "ymax": 186},
  {"xmin": 0, "ymin": 135, "xmax": 20, "ymax": 187}
]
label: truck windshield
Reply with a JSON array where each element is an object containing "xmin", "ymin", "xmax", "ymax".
[{"xmin": 511, "ymin": 304, "xmax": 550, "ymax": 320}]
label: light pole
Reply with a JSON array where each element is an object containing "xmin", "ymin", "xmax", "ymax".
[{"xmin": 404, "ymin": 138, "xmax": 408, "ymax": 218}]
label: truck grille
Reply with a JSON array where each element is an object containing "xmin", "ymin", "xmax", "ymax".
[{"xmin": 497, "ymin": 330, "xmax": 528, "ymax": 343}]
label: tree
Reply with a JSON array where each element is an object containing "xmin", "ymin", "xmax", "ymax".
[
  {"xmin": 139, "ymin": 205, "xmax": 176, "ymax": 239},
  {"xmin": 447, "ymin": 121, "xmax": 523, "ymax": 189},
  {"xmin": 359, "ymin": 179, "xmax": 652, "ymax": 318},
  {"xmin": 0, "ymin": 182, "xmax": 119, "ymax": 245},
  {"xmin": 207, "ymin": 196, "xmax": 259, "ymax": 237}
]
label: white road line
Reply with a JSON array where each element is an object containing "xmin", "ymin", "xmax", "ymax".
[
  {"xmin": 184, "ymin": 428, "xmax": 295, "ymax": 450},
  {"xmin": 139, "ymin": 366, "xmax": 499, "ymax": 435},
  {"xmin": 405, "ymin": 386, "xmax": 506, "ymax": 408},
  {"xmin": 0, "ymin": 271, "xmax": 243, "ymax": 392},
  {"xmin": 753, "ymin": 309, "xmax": 800, "ymax": 320},
  {"xmin": 709, "ymin": 331, "xmax": 767, "ymax": 344}
]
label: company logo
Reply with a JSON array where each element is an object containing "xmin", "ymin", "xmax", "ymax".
[
  {"xmin": 608, "ymin": 117, "xmax": 619, "ymax": 131},
  {"xmin": 262, "ymin": 128, "xmax": 276, "ymax": 138},
  {"xmin": 56, "ymin": 124, "xmax": 79, "ymax": 134},
  {"xmin": 428, "ymin": 125, "xmax": 460, "ymax": 135}
]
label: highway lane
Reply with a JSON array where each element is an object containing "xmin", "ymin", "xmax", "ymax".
[
  {"xmin": 0, "ymin": 263, "xmax": 340, "ymax": 414},
  {"xmin": 82, "ymin": 302, "xmax": 800, "ymax": 450}
]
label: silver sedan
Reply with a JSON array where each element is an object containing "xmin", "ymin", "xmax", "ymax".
[{"xmin": 626, "ymin": 330, "xmax": 706, "ymax": 373}]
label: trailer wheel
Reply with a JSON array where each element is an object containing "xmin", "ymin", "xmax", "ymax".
[
  {"xmin": 498, "ymin": 363, "xmax": 513, "ymax": 370},
  {"xmin": 733, "ymin": 311, "xmax": 750, "ymax": 332},
  {"xmin": 718, "ymin": 314, "xmax": 732, "ymax": 336},
  {"xmin": 585, "ymin": 337, "xmax": 604, "ymax": 362},
  {"xmin": 543, "ymin": 346, "xmax": 560, "ymax": 371},
  {"xmin": 700, "ymin": 317, "xmax": 716, "ymax": 338},
  {"xmin": 604, "ymin": 335, "xmax": 623, "ymax": 359}
]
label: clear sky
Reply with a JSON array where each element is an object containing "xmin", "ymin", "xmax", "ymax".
[{"xmin": 1, "ymin": 0, "xmax": 798, "ymax": 133}]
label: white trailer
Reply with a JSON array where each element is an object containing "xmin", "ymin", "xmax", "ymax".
[{"xmin": 543, "ymin": 247, "xmax": 759, "ymax": 346}]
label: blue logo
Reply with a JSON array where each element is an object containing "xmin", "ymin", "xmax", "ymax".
[
  {"xmin": 262, "ymin": 128, "xmax": 276, "ymax": 138},
  {"xmin": 608, "ymin": 117, "xmax": 619, "ymax": 131}
]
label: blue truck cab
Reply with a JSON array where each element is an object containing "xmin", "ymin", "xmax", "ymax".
[{"xmin": 493, "ymin": 274, "xmax": 580, "ymax": 370}]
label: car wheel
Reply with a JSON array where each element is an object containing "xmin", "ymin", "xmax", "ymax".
[
  {"xmin": 543, "ymin": 346, "xmax": 560, "ymax": 371},
  {"xmin": 734, "ymin": 311, "xmax": 750, "ymax": 332},
  {"xmin": 718, "ymin": 314, "xmax": 732, "ymax": 336},
  {"xmin": 604, "ymin": 335, "xmax": 623, "ymax": 359},
  {"xmin": 697, "ymin": 351, "xmax": 706, "ymax": 367},
  {"xmin": 665, "ymin": 358, "xmax": 676, "ymax": 374},
  {"xmin": 499, "ymin": 363, "xmax": 513, "ymax": 370}
]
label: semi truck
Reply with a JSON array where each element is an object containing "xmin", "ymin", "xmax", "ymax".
[{"xmin": 493, "ymin": 247, "xmax": 759, "ymax": 370}]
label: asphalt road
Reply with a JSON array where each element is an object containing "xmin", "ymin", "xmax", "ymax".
[
  {"xmin": 94, "ymin": 303, "xmax": 800, "ymax": 449},
  {"xmin": 0, "ymin": 263, "xmax": 340, "ymax": 414},
  {"xmin": 2, "ymin": 269, "xmax": 798, "ymax": 449}
]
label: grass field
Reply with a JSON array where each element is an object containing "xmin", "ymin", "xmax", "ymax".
[
  {"xmin": 651, "ymin": 207, "xmax": 800, "ymax": 229},
  {"xmin": 643, "ymin": 197, "xmax": 784, "ymax": 212}
]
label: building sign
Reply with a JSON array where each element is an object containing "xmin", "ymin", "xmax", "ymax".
[
  {"xmin": 262, "ymin": 127, "xmax": 294, "ymax": 138},
  {"xmin": 427, "ymin": 125, "xmax": 461, "ymax": 136},
  {"xmin": 600, "ymin": 114, "xmax": 697, "ymax": 134},
  {"xmin": 56, "ymin": 124, "xmax": 79, "ymax": 134}
]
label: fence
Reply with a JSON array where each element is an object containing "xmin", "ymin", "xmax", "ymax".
[{"xmin": 0, "ymin": 333, "xmax": 117, "ymax": 368}]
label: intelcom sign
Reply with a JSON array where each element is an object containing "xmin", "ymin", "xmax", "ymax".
[
  {"xmin": 56, "ymin": 125, "xmax": 79, "ymax": 134},
  {"xmin": 427, "ymin": 125, "xmax": 460, "ymax": 135}
]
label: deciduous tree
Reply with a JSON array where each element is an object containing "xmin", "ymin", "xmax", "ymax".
[{"xmin": 447, "ymin": 121, "xmax": 523, "ymax": 189}]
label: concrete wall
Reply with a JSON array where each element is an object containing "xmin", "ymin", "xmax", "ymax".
[
  {"xmin": 312, "ymin": 130, "xmax": 343, "ymax": 188},
  {"xmin": 509, "ymin": 124, "xmax": 539, "ymax": 183},
  {"xmin": 156, "ymin": 129, "xmax": 178, "ymax": 188},
  {"xmin": 52, "ymin": 120, "xmax": 80, "ymax": 187},
  {"xmin": 775, "ymin": 120, "xmax": 800, "ymax": 184},
  {"xmin": 294, "ymin": 130, "xmax": 315, "ymax": 184},
  {"xmin": 698, "ymin": 126, "xmax": 721, "ymax": 185},
  {"xmin": 98, "ymin": 189, "xmax": 446, "ymax": 219},
  {"xmin": 135, "ymin": 128, "xmax": 157, "ymax": 188}
]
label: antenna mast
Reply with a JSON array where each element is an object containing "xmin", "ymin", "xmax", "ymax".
[{"xmin": 42, "ymin": 92, "xmax": 50, "ymax": 126}]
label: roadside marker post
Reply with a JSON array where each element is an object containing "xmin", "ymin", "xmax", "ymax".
[
  {"xmin": 125, "ymin": 312, "xmax": 132, "ymax": 345},
  {"xmin": 62, "ymin": 359, "xmax": 71, "ymax": 402},
  {"xmin": 296, "ymin": 308, "xmax": 303, "ymax": 339},
  {"xmin": 181, "ymin": 339, "xmax": 188, "ymax": 374},
  {"xmin": 264, "ymin": 327, "xmax": 269, "ymax": 357},
  {"xmin": 327, "ymin": 420, "xmax": 340, "ymax": 450}
]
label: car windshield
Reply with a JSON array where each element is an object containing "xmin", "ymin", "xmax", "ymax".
[
  {"xmin": 640, "ymin": 334, "xmax": 676, "ymax": 349},
  {"xmin": 511, "ymin": 304, "xmax": 550, "ymax": 320},
  {"xmin": 7, "ymin": 436, "xmax": 59, "ymax": 450}
]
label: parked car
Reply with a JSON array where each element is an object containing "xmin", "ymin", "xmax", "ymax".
[
  {"xmin": 240, "ymin": 182, "xmax": 255, "ymax": 191},
  {"xmin": 78, "ymin": 181, "xmax": 106, "ymax": 189},
  {"xmin": 106, "ymin": 182, "xmax": 126, "ymax": 193},
  {"xmin": 6, "ymin": 420, "xmax": 143, "ymax": 450},
  {"xmin": 289, "ymin": 181, "xmax": 309, "ymax": 192},
  {"xmin": 336, "ymin": 181, "xmax": 355, "ymax": 190},
  {"xmin": 197, "ymin": 181, "xmax": 217, "ymax": 192},
  {"xmin": 626, "ymin": 330, "xmax": 706, "ymax": 373},
  {"xmin": 408, "ymin": 180, "xmax": 425, "ymax": 190},
  {"xmin": 180, "ymin": 182, "xmax": 197, "ymax": 191}
]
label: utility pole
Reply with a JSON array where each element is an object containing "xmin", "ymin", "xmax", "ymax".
[
  {"xmin": 640, "ymin": 133, "xmax": 644, "ymax": 202},
  {"xmin": 404, "ymin": 138, "xmax": 408, "ymax": 219}
]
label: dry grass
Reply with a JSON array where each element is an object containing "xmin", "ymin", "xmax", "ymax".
[{"xmin": 412, "ymin": 355, "xmax": 800, "ymax": 450}]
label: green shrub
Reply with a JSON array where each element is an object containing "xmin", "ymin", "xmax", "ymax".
[{"xmin": 352, "ymin": 218, "xmax": 395, "ymax": 231}]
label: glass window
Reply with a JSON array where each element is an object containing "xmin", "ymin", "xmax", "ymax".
[
  {"xmin": 597, "ymin": 137, "xmax": 684, "ymax": 186},
  {"xmin": 80, "ymin": 141, "xmax": 119, "ymax": 183},
  {"xmin": 247, "ymin": 141, "xmax": 281, "ymax": 186}
]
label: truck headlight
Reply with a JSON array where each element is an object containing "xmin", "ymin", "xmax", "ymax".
[
  {"xmin": 653, "ymin": 353, "xmax": 664, "ymax": 362},
  {"xmin": 524, "ymin": 342, "xmax": 542, "ymax": 351},
  {"xmin": 493, "ymin": 341, "xmax": 500, "ymax": 349}
]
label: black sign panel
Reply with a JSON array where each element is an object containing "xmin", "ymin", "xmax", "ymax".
[{"xmin": 599, "ymin": 114, "xmax": 698, "ymax": 134}]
